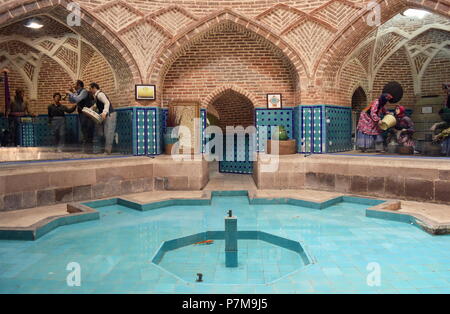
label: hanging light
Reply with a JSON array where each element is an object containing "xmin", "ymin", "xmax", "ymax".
[
  {"xmin": 25, "ymin": 18, "xmax": 44, "ymax": 29},
  {"xmin": 402, "ymin": 9, "xmax": 430, "ymax": 19}
]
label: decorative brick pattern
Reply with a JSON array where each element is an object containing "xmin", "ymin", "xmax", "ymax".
[{"xmin": 0, "ymin": 0, "xmax": 448, "ymax": 108}]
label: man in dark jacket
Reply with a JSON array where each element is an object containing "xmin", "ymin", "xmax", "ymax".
[{"xmin": 66, "ymin": 80, "xmax": 94, "ymax": 152}]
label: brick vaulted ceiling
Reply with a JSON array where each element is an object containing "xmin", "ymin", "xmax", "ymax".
[{"xmin": 0, "ymin": 0, "xmax": 449, "ymax": 106}]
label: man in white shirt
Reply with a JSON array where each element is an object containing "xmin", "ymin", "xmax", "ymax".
[{"xmin": 89, "ymin": 83, "xmax": 117, "ymax": 155}]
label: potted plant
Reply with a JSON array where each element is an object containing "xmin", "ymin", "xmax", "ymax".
[
  {"xmin": 164, "ymin": 106, "xmax": 181, "ymax": 155},
  {"xmin": 266, "ymin": 126, "xmax": 297, "ymax": 155}
]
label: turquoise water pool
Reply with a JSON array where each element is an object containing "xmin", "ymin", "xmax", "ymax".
[{"xmin": 0, "ymin": 195, "xmax": 449, "ymax": 294}]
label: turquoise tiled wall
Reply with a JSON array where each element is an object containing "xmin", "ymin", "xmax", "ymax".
[
  {"xmin": 255, "ymin": 109, "xmax": 293, "ymax": 152},
  {"xmin": 3, "ymin": 105, "xmax": 353, "ymax": 155},
  {"xmin": 219, "ymin": 134, "xmax": 254, "ymax": 174},
  {"xmin": 14, "ymin": 115, "xmax": 80, "ymax": 147},
  {"xmin": 134, "ymin": 107, "xmax": 162, "ymax": 156},
  {"xmin": 294, "ymin": 105, "xmax": 352, "ymax": 154},
  {"xmin": 324, "ymin": 106, "xmax": 353, "ymax": 153},
  {"xmin": 115, "ymin": 108, "xmax": 134, "ymax": 155}
]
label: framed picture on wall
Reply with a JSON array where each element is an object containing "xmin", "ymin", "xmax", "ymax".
[
  {"xmin": 267, "ymin": 94, "xmax": 282, "ymax": 109},
  {"xmin": 135, "ymin": 85, "xmax": 156, "ymax": 100}
]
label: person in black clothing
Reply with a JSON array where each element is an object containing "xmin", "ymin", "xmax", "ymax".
[
  {"xmin": 48, "ymin": 93, "xmax": 76, "ymax": 152},
  {"xmin": 66, "ymin": 80, "xmax": 94, "ymax": 152}
]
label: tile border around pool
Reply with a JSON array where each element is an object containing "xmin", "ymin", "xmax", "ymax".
[
  {"xmin": 3, "ymin": 190, "xmax": 447, "ymax": 242},
  {"xmin": 0, "ymin": 204, "xmax": 100, "ymax": 241},
  {"xmin": 150, "ymin": 230, "xmax": 314, "ymax": 286},
  {"xmin": 82, "ymin": 191, "xmax": 450, "ymax": 235},
  {"xmin": 366, "ymin": 205, "xmax": 450, "ymax": 236}
]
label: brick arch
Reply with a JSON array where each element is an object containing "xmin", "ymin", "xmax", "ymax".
[
  {"xmin": 351, "ymin": 86, "xmax": 368, "ymax": 111},
  {"xmin": 206, "ymin": 86, "xmax": 256, "ymax": 130},
  {"xmin": 0, "ymin": 0, "xmax": 141, "ymax": 103},
  {"xmin": 149, "ymin": 9, "xmax": 306, "ymax": 105},
  {"xmin": 315, "ymin": 0, "xmax": 449, "ymax": 97},
  {"xmin": 203, "ymin": 85, "xmax": 258, "ymax": 109}
]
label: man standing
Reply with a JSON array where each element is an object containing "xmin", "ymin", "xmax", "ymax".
[
  {"xmin": 66, "ymin": 80, "xmax": 94, "ymax": 152},
  {"xmin": 48, "ymin": 93, "xmax": 76, "ymax": 152},
  {"xmin": 89, "ymin": 83, "xmax": 117, "ymax": 155},
  {"xmin": 6, "ymin": 88, "xmax": 35, "ymax": 146}
]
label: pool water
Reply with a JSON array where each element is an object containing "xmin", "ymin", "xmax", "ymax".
[
  {"xmin": 158, "ymin": 239, "xmax": 306, "ymax": 285},
  {"xmin": 0, "ymin": 195, "xmax": 449, "ymax": 294}
]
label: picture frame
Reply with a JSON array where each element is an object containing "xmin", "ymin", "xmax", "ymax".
[
  {"xmin": 267, "ymin": 94, "xmax": 282, "ymax": 109},
  {"xmin": 135, "ymin": 84, "xmax": 156, "ymax": 101}
]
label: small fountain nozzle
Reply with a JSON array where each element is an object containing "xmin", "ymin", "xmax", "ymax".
[
  {"xmin": 228, "ymin": 210, "xmax": 232, "ymax": 218},
  {"xmin": 196, "ymin": 273, "xmax": 203, "ymax": 282}
]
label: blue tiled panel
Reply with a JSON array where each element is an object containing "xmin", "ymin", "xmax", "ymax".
[
  {"xmin": 115, "ymin": 108, "xmax": 134, "ymax": 155},
  {"xmin": 325, "ymin": 106, "xmax": 353, "ymax": 153},
  {"xmin": 158, "ymin": 108, "xmax": 165, "ymax": 154},
  {"xmin": 15, "ymin": 115, "xmax": 79, "ymax": 147},
  {"xmin": 293, "ymin": 107, "xmax": 301, "ymax": 153},
  {"xmin": 33, "ymin": 116, "xmax": 53, "ymax": 146},
  {"xmin": 149, "ymin": 107, "xmax": 163, "ymax": 155},
  {"xmin": 295, "ymin": 105, "xmax": 352, "ymax": 154},
  {"xmin": 219, "ymin": 133, "xmax": 253, "ymax": 174},
  {"xmin": 313, "ymin": 106, "xmax": 323, "ymax": 153},
  {"xmin": 65, "ymin": 115, "xmax": 80, "ymax": 144},
  {"xmin": 133, "ymin": 107, "xmax": 162, "ymax": 156},
  {"xmin": 255, "ymin": 109, "xmax": 293, "ymax": 152},
  {"xmin": 300, "ymin": 107, "xmax": 313, "ymax": 153},
  {"xmin": 201, "ymin": 109, "xmax": 207, "ymax": 153},
  {"xmin": 19, "ymin": 122, "xmax": 35, "ymax": 147},
  {"xmin": 135, "ymin": 108, "xmax": 146, "ymax": 156}
]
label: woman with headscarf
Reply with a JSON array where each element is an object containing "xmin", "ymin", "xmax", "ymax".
[
  {"xmin": 392, "ymin": 105, "xmax": 415, "ymax": 147},
  {"xmin": 356, "ymin": 93, "xmax": 394, "ymax": 152}
]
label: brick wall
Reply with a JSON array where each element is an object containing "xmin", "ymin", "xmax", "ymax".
[
  {"xmin": 373, "ymin": 47, "xmax": 416, "ymax": 107},
  {"xmin": 0, "ymin": 63, "xmax": 28, "ymax": 114},
  {"xmin": 35, "ymin": 56, "xmax": 73, "ymax": 114},
  {"xmin": 0, "ymin": 0, "xmax": 449, "ymax": 110},
  {"xmin": 1, "ymin": 46, "xmax": 119, "ymax": 115},
  {"xmin": 163, "ymin": 23, "xmax": 297, "ymax": 108},
  {"xmin": 211, "ymin": 90, "xmax": 255, "ymax": 130},
  {"xmin": 422, "ymin": 50, "xmax": 450, "ymax": 97},
  {"xmin": 81, "ymin": 52, "xmax": 118, "ymax": 105}
]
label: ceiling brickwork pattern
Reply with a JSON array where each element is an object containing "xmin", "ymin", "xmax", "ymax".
[{"xmin": 0, "ymin": 0, "xmax": 448, "ymax": 105}]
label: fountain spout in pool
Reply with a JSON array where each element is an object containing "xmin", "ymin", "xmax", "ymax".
[{"xmin": 225, "ymin": 211, "xmax": 238, "ymax": 268}]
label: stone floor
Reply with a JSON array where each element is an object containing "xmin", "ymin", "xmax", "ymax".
[
  {"xmin": 397, "ymin": 201, "xmax": 450, "ymax": 224},
  {"xmin": 253, "ymin": 190, "xmax": 343, "ymax": 203},
  {"xmin": 203, "ymin": 162, "xmax": 257, "ymax": 191},
  {"xmin": 123, "ymin": 191, "xmax": 207, "ymax": 204},
  {"xmin": 0, "ymin": 204, "xmax": 69, "ymax": 228}
]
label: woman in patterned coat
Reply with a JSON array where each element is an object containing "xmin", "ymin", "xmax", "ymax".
[{"xmin": 356, "ymin": 93, "xmax": 394, "ymax": 152}]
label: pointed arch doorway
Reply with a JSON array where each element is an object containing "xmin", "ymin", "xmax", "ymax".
[{"xmin": 207, "ymin": 88, "xmax": 255, "ymax": 174}]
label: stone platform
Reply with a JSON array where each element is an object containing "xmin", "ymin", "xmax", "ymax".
[
  {"xmin": 0, "ymin": 155, "xmax": 209, "ymax": 211},
  {"xmin": 254, "ymin": 153, "xmax": 450, "ymax": 205}
]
